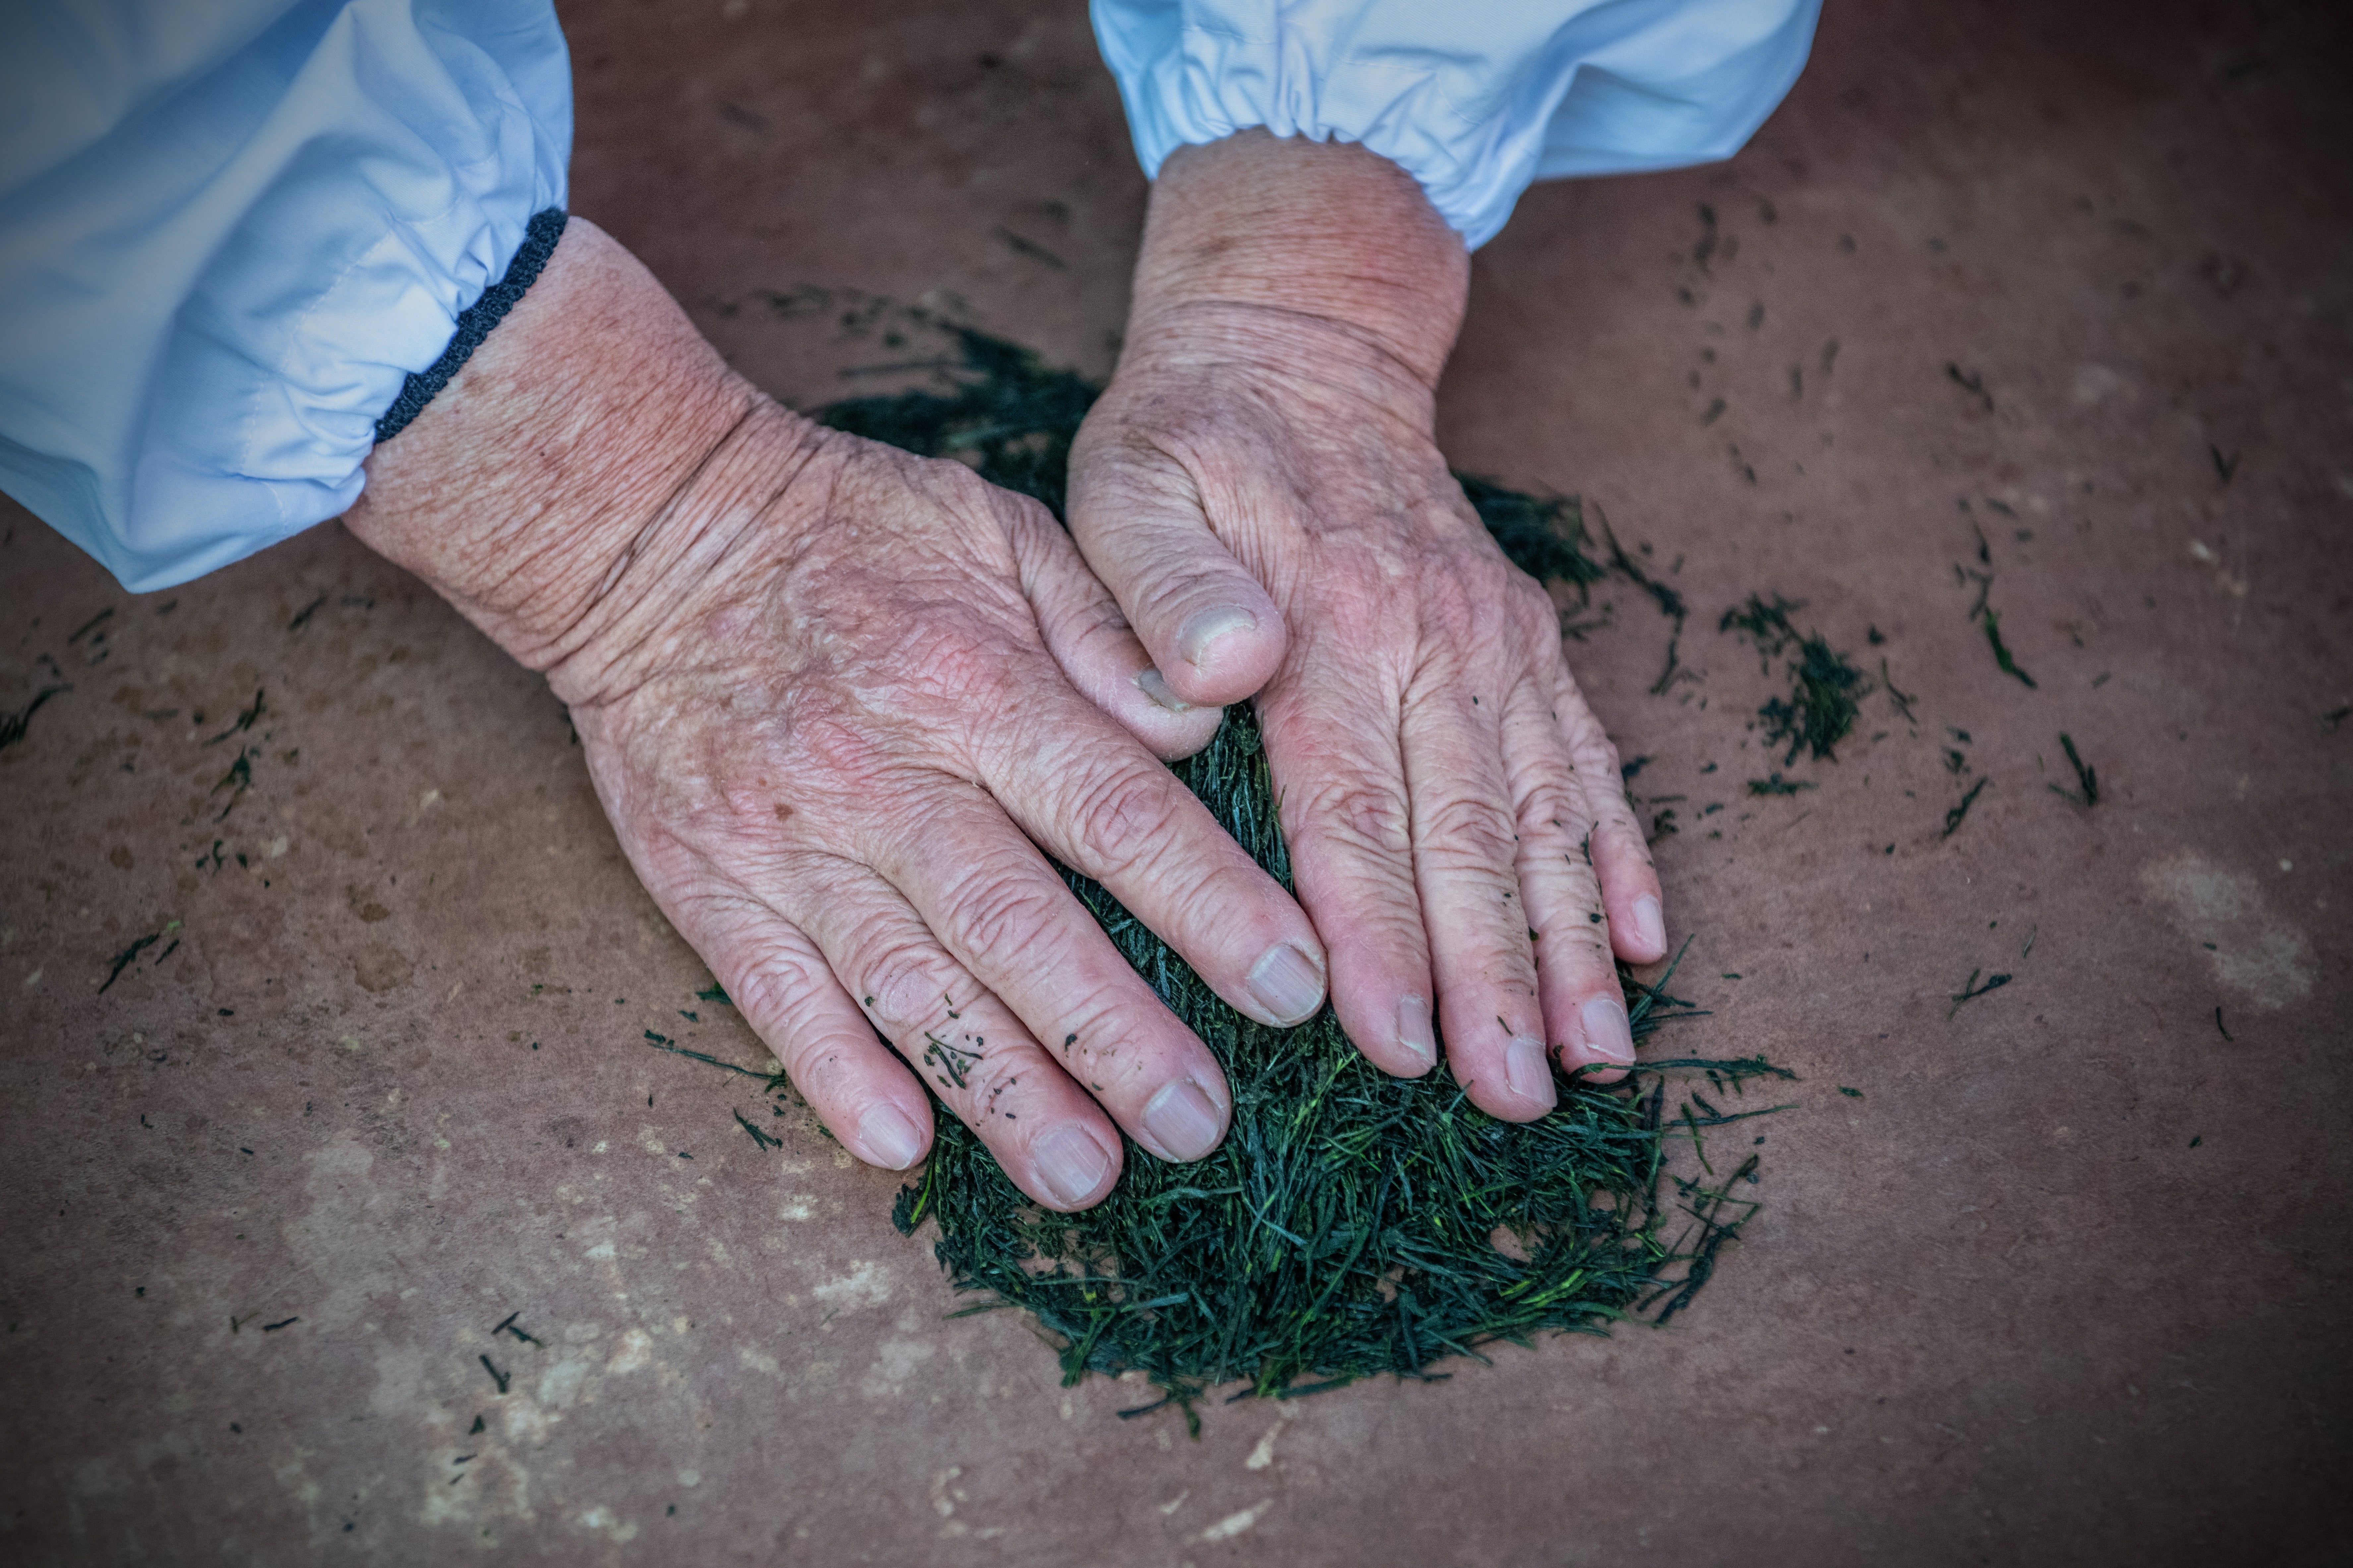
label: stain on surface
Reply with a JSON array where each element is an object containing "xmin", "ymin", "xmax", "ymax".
[
  {"xmin": 2140, "ymin": 851, "xmax": 2315, "ymax": 1009},
  {"xmin": 859, "ymin": 1337, "xmax": 937, "ymax": 1397},
  {"xmin": 353, "ymin": 946, "xmax": 414, "ymax": 993}
]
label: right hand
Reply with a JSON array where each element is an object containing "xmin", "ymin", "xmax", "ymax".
[{"xmin": 347, "ymin": 220, "xmax": 1329, "ymax": 1210}]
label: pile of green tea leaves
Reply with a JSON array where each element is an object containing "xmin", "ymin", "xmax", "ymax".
[{"xmin": 817, "ymin": 324, "xmax": 1794, "ymax": 1419}]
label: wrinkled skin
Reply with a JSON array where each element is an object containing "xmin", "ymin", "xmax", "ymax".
[
  {"xmin": 350, "ymin": 220, "xmax": 1327, "ymax": 1212},
  {"xmin": 1068, "ymin": 133, "xmax": 1668, "ymax": 1119},
  {"xmin": 570, "ymin": 430, "xmax": 1340, "ymax": 1211}
]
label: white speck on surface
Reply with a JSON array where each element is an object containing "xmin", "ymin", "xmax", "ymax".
[
  {"xmin": 577, "ymin": 1506, "xmax": 637, "ymax": 1542},
  {"xmin": 812, "ymin": 1260, "xmax": 891, "ymax": 1310},
  {"xmin": 1199, "ymin": 1500, "xmax": 1274, "ymax": 1542},
  {"xmin": 2070, "ymin": 363, "xmax": 2125, "ymax": 405},
  {"xmin": 536, "ymin": 1357, "xmax": 591, "ymax": 1408},
  {"xmin": 1244, "ymin": 1422, "xmax": 1282, "ymax": 1470},
  {"xmin": 584, "ymin": 1241, "xmax": 616, "ymax": 1260}
]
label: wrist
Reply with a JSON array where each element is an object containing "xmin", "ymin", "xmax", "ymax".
[
  {"xmin": 345, "ymin": 218, "xmax": 826, "ymax": 706},
  {"xmin": 1126, "ymin": 130, "xmax": 1470, "ymax": 397}
]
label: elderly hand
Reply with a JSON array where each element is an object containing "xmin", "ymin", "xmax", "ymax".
[
  {"xmin": 1068, "ymin": 132, "xmax": 1668, "ymax": 1120},
  {"xmin": 347, "ymin": 219, "xmax": 1329, "ymax": 1210}
]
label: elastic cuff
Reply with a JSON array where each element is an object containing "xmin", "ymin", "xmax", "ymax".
[{"xmin": 374, "ymin": 207, "xmax": 568, "ymax": 444}]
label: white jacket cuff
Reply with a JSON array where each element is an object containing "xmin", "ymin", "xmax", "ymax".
[
  {"xmin": 1091, "ymin": 0, "xmax": 1821, "ymax": 250},
  {"xmin": 0, "ymin": 0, "xmax": 571, "ymax": 592}
]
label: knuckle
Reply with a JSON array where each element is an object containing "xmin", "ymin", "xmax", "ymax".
[
  {"xmin": 933, "ymin": 856, "xmax": 1067, "ymax": 963},
  {"xmin": 1053, "ymin": 982, "xmax": 1167, "ymax": 1082},
  {"xmin": 1417, "ymin": 790, "xmax": 1521, "ymax": 870},
  {"xmin": 787, "ymin": 1041, "xmax": 872, "ymax": 1101},
  {"xmin": 721, "ymin": 941, "xmax": 827, "ymax": 1035},
  {"xmin": 1593, "ymin": 810, "xmax": 1654, "ymax": 863},
  {"xmin": 1540, "ymin": 910, "xmax": 1614, "ymax": 964},
  {"xmin": 1515, "ymin": 777, "xmax": 1590, "ymax": 838},
  {"xmin": 950, "ymin": 1039, "xmax": 1033, "ymax": 1113},
  {"xmin": 1335, "ymin": 902, "xmax": 1433, "ymax": 976},
  {"xmin": 1566, "ymin": 717, "xmax": 1623, "ymax": 776},
  {"xmin": 1287, "ymin": 770, "xmax": 1412, "ymax": 860},
  {"xmin": 1062, "ymin": 760, "xmax": 1188, "ymax": 873},
  {"xmin": 838, "ymin": 916, "xmax": 956, "ymax": 1022}
]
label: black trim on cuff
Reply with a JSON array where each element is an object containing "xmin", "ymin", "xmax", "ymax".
[{"xmin": 373, "ymin": 207, "xmax": 568, "ymax": 444}]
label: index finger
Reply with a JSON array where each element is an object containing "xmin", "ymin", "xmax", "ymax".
[{"xmin": 972, "ymin": 682, "xmax": 1329, "ymax": 1034}]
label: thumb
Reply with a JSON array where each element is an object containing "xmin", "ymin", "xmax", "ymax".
[
  {"xmin": 996, "ymin": 487, "xmax": 1224, "ymax": 761},
  {"xmin": 1066, "ymin": 419, "xmax": 1285, "ymax": 709}
]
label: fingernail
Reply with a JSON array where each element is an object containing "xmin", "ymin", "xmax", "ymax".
[
  {"xmin": 1580, "ymin": 996, "xmax": 1637, "ymax": 1065},
  {"xmin": 1632, "ymin": 895, "xmax": 1666, "ymax": 954},
  {"xmin": 1034, "ymin": 1124, "xmax": 1112, "ymax": 1207},
  {"xmin": 857, "ymin": 1104, "xmax": 924, "ymax": 1170},
  {"xmin": 1143, "ymin": 1078, "xmax": 1224, "ymax": 1161},
  {"xmin": 1395, "ymin": 994, "xmax": 1436, "ymax": 1069},
  {"xmin": 1135, "ymin": 667, "xmax": 1195, "ymax": 713},
  {"xmin": 1247, "ymin": 943, "xmax": 1325, "ymax": 1025},
  {"xmin": 1177, "ymin": 606, "xmax": 1258, "ymax": 670},
  {"xmin": 1504, "ymin": 1035, "xmax": 1557, "ymax": 1110}
]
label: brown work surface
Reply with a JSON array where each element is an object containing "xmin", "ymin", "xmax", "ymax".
[{"xmin": 3, "ymin": 1, "xmax": 2348, "ymax": 1562}]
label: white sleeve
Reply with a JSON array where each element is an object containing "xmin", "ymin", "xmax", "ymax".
[
  {"xmin": 0, "ymin": 0, "xmax": 571, "ymax": 592},
  {"xmin": 1090, "ymin": 0, "xmax": 1820, "ymax": 249}
]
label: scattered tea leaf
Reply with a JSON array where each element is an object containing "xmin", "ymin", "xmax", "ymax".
[
  {"xmin": 1946, "ymin": 968, "xmax": 2011, "ymax": 1019},
  {"xmin": 2048, "ymin": 732, "xmax": 2098, "ymax": 807},
  {"xmin": 1942, "ymin": 777, "xmax": 1989, "ymax": 838},
  {"xmin": 1982, "ymin": 610, "xmax": 2036, "ymax": 688}
]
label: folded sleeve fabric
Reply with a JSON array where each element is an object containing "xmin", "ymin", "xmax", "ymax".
[
  {"xmin": 0, "ymin": 0, "xmax": 571, "ymax": 592},
  {"xmin": 1091, "ymin": 0, "xmax": 1821, "ymax": 249}
]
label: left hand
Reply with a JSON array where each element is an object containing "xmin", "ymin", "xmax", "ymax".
[{"xmin": 1069, "ymin": 132, "xmax": 1669, "ymax": 1121}]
